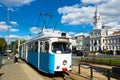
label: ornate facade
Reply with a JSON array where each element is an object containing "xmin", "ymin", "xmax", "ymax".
[{"xmin": 90, "ymin": 6, "xmax": 120, "ymax": 52}]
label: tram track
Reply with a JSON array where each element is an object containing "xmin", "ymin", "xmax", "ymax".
[
  {"xmin": 48, "ymin": 71, "xmax": 88, "ymax": 80},
  {"xmin": 52, "ymin": 72, "xmax": 75, "ymax": 80},
  {"xmin": 23, "ymin": 59, "xmax": 88, "ymax": 80}
]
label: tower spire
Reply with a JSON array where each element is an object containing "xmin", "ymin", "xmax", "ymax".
[{"xmin": 93, "ymin": 5, "xmax": 102, "ymax": 30}]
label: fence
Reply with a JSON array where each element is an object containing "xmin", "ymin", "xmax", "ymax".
[{"xmin": 78, "ymin": 63, "xmax": 111, "ymax": 80}]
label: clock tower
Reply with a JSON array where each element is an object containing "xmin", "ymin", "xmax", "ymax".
[{"xmin": 93, "ymin": 5, "xmax": 102, "ymax": 30}]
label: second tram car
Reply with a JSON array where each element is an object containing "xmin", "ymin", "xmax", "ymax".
[{"xmin": 19, "ymin": 32, "xmax": 72, "ymax": 74}]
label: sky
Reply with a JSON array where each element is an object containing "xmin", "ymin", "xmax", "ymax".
[{"xmin": 0, "ymin": 0, "xmax": 120, "ymax": 42}]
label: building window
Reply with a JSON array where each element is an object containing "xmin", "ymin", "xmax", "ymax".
[
  {"xmin": 109, "ymin": 46, "xmax": 111, "ymax": 49},
  {"xmin": 103, "ymin": 39, "xmax": 104, "ymax": 43},
  {"xmin": 106, "ymin": 39, "xmax": 108, "ymax": 43},
  {"xmin": 99, "ymin": 39, "xmax": 101, "ymax": 44},
  {"xmin": 113, "ymin": 46, "xmax": 114, "ymax": 49}
]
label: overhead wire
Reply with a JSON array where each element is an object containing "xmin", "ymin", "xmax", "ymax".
[{"xmin": 36, "ymin": 0, "xmax": 63, "ymax": 33}]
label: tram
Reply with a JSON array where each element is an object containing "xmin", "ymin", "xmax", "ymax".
[{"xmin": 19, "ymin": 31, "xmax": 72, "ymax": 74}]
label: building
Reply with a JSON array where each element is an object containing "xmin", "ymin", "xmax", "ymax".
[
  {"xmin": 75, "ymin": 34, "xmax": 90, "ymax": 51},
  {"xmin": 90, "ymin": 6, "xmax": 120, "ymax": 53}
]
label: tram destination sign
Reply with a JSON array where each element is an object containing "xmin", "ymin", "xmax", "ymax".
[{"xmin": 58, "ymin": 38, "xmax": 69, "ymax": 42}]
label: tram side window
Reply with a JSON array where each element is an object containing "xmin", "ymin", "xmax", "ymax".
[
  {"xmin": 40, "ymin": 42, "xmax": 43, "ymax": 53},
  {"xmin": 33, "ymin": 42, "xmax": 38, "ymax": 52},
  {"xmin": 28, "ymin": 43, "xmax": 32, "ymax": 52},
  {"xmin": 20, "ymin": 46, "xmax": 23, "ymax": 53},
  {"xmin": 45, "ymin": 41, "xmax": 49, "ymax": 53},
  {"xmin": 20, "ymin": 46, "xmax": 22, "ymax": 52},
  {"xmin": 28, "ymin": 44, "xmax": 30, "ymax": 52},
  {"xmin": 28, "ymin": 42, "xmax": 38, "ymax": 52},
  {"xmin": 40, "ymin": 41, "xmax": 49, "ymax": 53}
]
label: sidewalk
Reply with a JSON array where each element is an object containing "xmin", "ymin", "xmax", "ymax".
[
  {"xmin": 0, "ymin": 56, "xmax": 43, "ymax": 80},
  {"xmin": 72, "ymin": 64, "xmax": 117, "ymax": 80}
]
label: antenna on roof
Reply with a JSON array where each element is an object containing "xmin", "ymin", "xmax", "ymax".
[
  {"xmin": 53, "ymin": 21, "xmax": 58, "ymax": 32},
  {"xmin": 38, "ymin": 12, "xmax": 52, "ymax": 33}
]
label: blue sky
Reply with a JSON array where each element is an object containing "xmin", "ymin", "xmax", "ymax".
[{"xmin": 0, "ymin": 0, "xmax": 120, "ymax": 42}]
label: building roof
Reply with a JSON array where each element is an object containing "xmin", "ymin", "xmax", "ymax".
[{"xmin": 112, "ymin": 31, "xmax": 120, "ymax": 34}]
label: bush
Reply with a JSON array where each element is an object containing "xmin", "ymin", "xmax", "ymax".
[{"xmin": 116, "ymin": 50, "xmax": 120, "ymax": 55}]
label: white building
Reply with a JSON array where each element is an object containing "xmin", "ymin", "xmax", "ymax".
[
  {"xmin": 90, "ymin": 6, "xmax": 120, "ymax": 52},
  {"xmin": 75, "ymin": 34, "xmax": 90, "ymax": 51}
]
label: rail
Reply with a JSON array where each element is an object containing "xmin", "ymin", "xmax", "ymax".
[{"xmin": 78, "ymin": 63, "xmax": 111, "ymax": 80}]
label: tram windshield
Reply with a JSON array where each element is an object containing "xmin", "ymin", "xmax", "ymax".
[{"xmin": 52, "ymin": 42, "xmax": 71, "ymax": 54}]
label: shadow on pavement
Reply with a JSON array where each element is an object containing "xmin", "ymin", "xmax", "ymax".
[{"xmin": 0, "ymin": 73, "xmax": 4, "ymax": 76}]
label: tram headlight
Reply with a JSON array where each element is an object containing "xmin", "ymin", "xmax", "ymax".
[{"xmin": 63, "ymin": 60, "xmax": 67, "ymax": 65}]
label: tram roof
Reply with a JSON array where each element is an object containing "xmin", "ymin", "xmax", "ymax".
[{"xmin": 27, "ymin": 31, "xmax": 71, "ymax": 43}]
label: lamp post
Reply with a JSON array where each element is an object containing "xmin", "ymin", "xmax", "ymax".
[
  {"xmin": 0, "ymin": 5, "xmax": 10, "ymax": 53},
  {"xmin": 82, "ymin": 24, "xmax": 85, "ymax": 52}
]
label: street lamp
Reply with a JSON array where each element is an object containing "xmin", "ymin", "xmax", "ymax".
[{"xmin": 0, "ymin": 5, "xmax": 10, "ymax": 53}]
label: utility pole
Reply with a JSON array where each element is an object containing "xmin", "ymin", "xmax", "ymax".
[
  {"xmin": 0, "ymin": 5, "xmax": 11, "ymax": 53},
  {"xmin": 82, "ymin": 24, "xmax": 85, "ymax": 52},
  {"xmin": 7, "ymin": 8, "xmax": 10, "ymax": 52}
]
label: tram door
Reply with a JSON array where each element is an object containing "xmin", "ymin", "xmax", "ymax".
[
  {"xmin": 39, "ymin": 40, "xmax": 49, "ymax": 71},
  {"xmin": 25, "ymin": 45, "xmax": 28, "ymax": 61},
  {"xmin": 23, "ymin": 44, "xmax": 26, "ymax": 60}
]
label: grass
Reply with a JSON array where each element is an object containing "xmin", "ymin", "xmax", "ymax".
[{"xmin": 73, "ymin": 57, "xmax": 120, "ymax": 66}]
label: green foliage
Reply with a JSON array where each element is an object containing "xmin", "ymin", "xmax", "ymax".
[
  {"xmin": 20, "ymin": 40, "xmax": 27, "ymax": 44},
  {"xmin": 116, "ymin": 50, "xmax": 120, "ymax": 55},
  {"xmin": 9, "ymin": 39, "xmax": 27, "ymax": 51},
  {"xmin": 79, "ymin": 58, "xmax": 120, "ymax": 66},
  {"xmin": 89, "ymin": 51, "xmax": 96, "ymax": 54},
  {"xmin": 0, "ymin": 37, "xmax": 7, "ymax": 50}
]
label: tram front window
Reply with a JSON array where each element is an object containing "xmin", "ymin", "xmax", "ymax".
[{"xmin": 52, "ymin": 42, "xmax": 71, "ymax": 53}]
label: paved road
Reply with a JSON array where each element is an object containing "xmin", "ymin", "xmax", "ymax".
[
  {"xmin": 0, "ymin": 54, "xmax": 119, "ymax": 80},
  {"xmin": 72, "ymin": 55, "xmax": 120, "ymax": 80},
  {"xmin": 0, "ymin": 56, "xmax": 43, "ymax": 80}
]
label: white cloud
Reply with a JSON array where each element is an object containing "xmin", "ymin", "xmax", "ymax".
[
  {"xmin": 10, "ymin": 28, "xmax": 19, "ymax": 32},
  {"xmin": 0, "ymin": 21, "xmax": 9, "ymax": 31},
  {"xmin": 10, "ymin": 21, "xmax": 18, "ymax": 26},
  {"xmin": 9, "ymin": 35, "xmax": 20, "ymax": 39},
  {"xmin": 74, "ymin": 32, "xmax": 89, "ymax": 37},
  {"xmin": 0, "ymin": 21, "xmax": 19, "ymax": 32},
  {"xmin": 58, "ymin": 0, "xmax": 120, "ymax": 30},
  {"xmin": 105, "ymin": 22, "xmax": 120, "ymax": 29},
  {"xmin": 30, "ymin": 26, "xmax": 41, "ymax": 34},
  {"xmin": 0, "ymin": 0, "xmax": 35, "ymax": 7},
  {"xmin": 67, "ymin": 31, "xmax": 75, "ymax": 36},
  {"xmin": 22, "ymin": 35, "xmax": 32, "ymax": 40},
  {"xmin": 81, "ymin": 0, "xmax": 108, "ymax": 4},
  {"xmin": 5, "ymin": 34, "xmax": 21, "ymax": 43},
  {"xmin": 58, "ymin": 5, "xmax": 95, "ymax": 25},
  {"xmin": 5, "ymin": 34, "xmax": 32, "ymax": 43}
]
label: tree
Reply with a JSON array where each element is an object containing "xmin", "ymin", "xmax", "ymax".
[
  {"xmin": 0, "ymin": 38, "xmax": 7, "ymax": 51},
  {"xmin": 10, "ymin": 39, "xmax": 27, "ymax": 51}
]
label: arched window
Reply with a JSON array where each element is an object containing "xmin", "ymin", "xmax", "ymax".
[{"xmin": 103, "ymin": 39, "xmax": 104, "ymax": 43}]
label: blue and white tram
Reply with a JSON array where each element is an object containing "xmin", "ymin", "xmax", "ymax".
[{"xmin": 19, "ymin": 33, "xmax": 72, "ymax": 74}]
